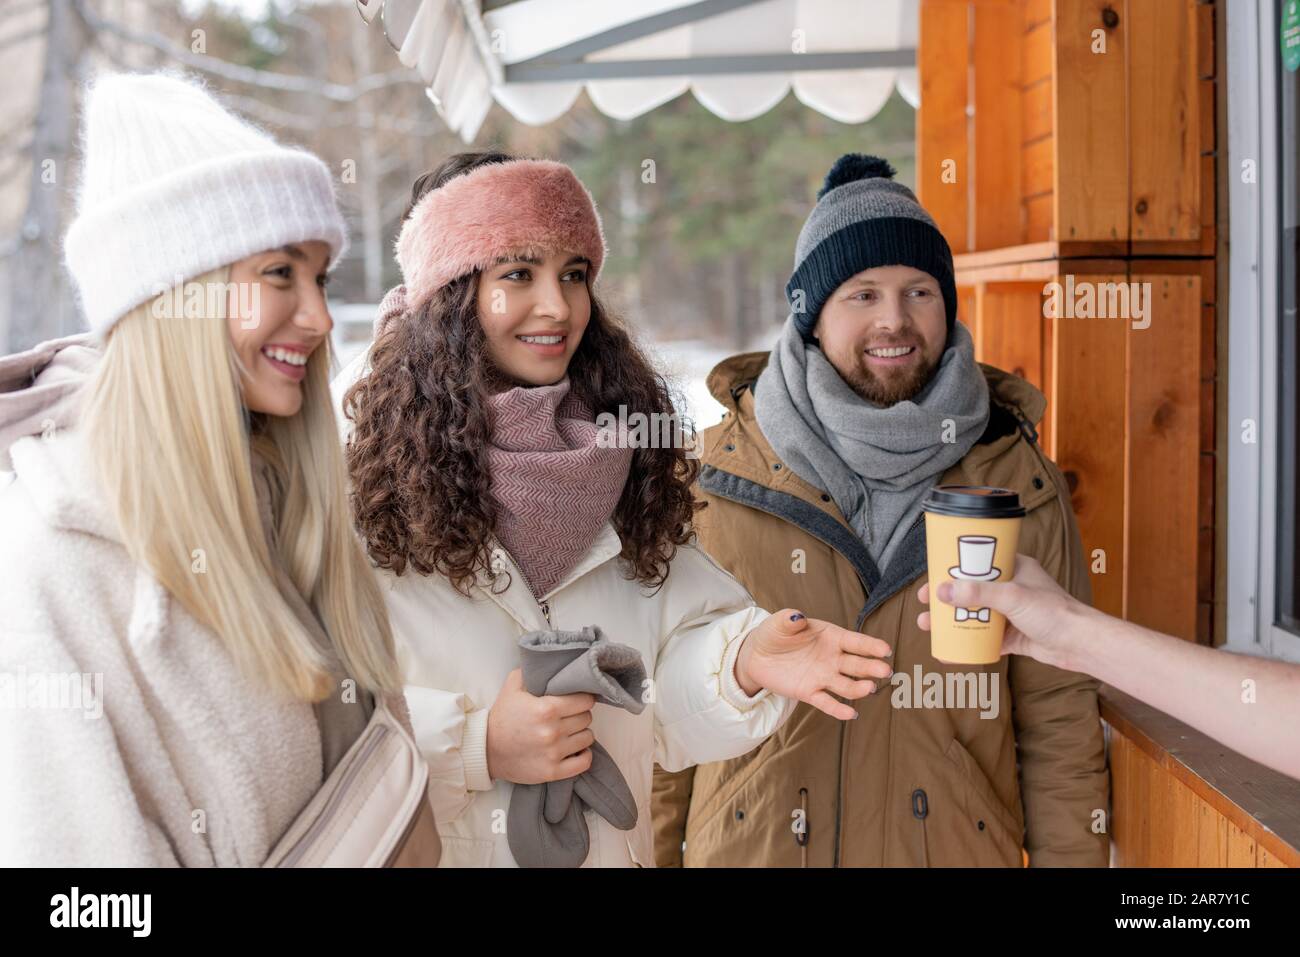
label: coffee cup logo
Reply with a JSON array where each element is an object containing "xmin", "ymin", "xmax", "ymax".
[
  {"xmin": 923, "ymin": 486, "xmax": 1024, "ymax": 664},
  {"xmin": 948, "ymin": 534, "xmax": 1001, "ymax": 623}
]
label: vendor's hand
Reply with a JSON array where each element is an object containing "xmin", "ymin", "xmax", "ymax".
[
  {"xmin": 914, "ymin": 553, "xmax": 1082, "ymax": 664},
  {"xmin": 735, "ymin": 610, "xmax": 894, "ymax": 721},
  {"xmin": 486, "ymin": 668, "xmax": 595, "ymax": 785}
]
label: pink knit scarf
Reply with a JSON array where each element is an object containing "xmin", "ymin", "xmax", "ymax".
[{"xmin": 486, "ymin": 378, "xmax": 632, "ymax": 599}]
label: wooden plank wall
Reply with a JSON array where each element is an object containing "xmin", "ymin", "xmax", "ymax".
[
  {"xmin": 920, "ymin": 0, "xmax": 1284, "ymax": 868},
  {"xmin": 971, "ymin": 263, "xmax": 1211, "ymax": 634},
  {"xmin": 922, "ymin": 0, "xmax": 1207, "ymax": 253},
  {"xmin": 1054, "ymin": 0, "xmax": 1127, "ymax": 244},
  {"xmin": 923, "ymin": 0, "xmax": 1215, "ymax": 634},
  {"xmin": 1049, "ymin": 269, "xmax": 1129, "ymax": 619},
  {"xmin": 973, "ymin": 1, "xmax": 1023, "ymax": 250},
  {"xmin": 919, "ymin": 0, "xmax": 1241, "ymax": 866},
  {"xmin": 918, "ymin": 0, "xmax": 970, "ymax": 253},
  {"xmin": 1127, "ymin": 0, "xmax": 1201, "ymax": 242},
  {"xmin": 1109, "ymin": 728, "xmax": 1294, "ymax": 868},
  {"xmin": 1125, "ymin": 270, "xmax": 1202, "ymax": 638}
]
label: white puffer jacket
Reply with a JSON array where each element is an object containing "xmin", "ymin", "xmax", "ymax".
[
  {"xmin": 334, "ymin": 349, "xmax": 798, "ymax": 867},
  {"xmin": 380, "ymin": 524, "xmax": 797, "ymax": 867}
]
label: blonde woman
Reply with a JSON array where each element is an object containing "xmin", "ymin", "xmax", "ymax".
[{"xmin": 0, "ymin": 74, "xmax": 407, "ymax": 866}]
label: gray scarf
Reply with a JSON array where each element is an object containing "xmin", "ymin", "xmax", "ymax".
[{"xmin": 755, "ymin": 317, "xmax": 990, "ymax": 571}]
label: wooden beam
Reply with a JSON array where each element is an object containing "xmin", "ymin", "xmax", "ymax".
[
  {"xmin": 1054, "ymin": 0, "xmax": 1128, "ymax": 243},
  {"xmin": 918, "ymin": 0, "xmax": 970, "ymax": 252},
  {"xmin": 973, "ymin": 0, "xmax": 1023, "ymax": 249},
  {"xmin": 1125, "ymin": 274, "xmax": 1201, "ymax": 639},
  {"xmin": 1127, "ymin": 0, "xmax": 1201, "ymax": 242},
  {"xmin": 1051, "ymin": 269, "xmax": 1129, "ymax": 618}
]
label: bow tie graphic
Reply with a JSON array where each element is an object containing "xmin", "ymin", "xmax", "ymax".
[{"xmin": 955, "ymin": 607, "xmax": 991, "ymax": 623}]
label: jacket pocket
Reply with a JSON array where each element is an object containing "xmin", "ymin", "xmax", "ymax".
[
  {"xmin": 940, "ymin": 737, "xmax": 1024, "ymax": 867},
  {"xmin": 683, "ymin": 767, "xmax": 803, "ymax": 867},
  {"xmin": 684, "ymin": 747, "xmax": 767, "ymax": 838}
]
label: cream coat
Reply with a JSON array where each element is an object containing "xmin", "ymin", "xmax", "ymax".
[
  {"xmin": 380, "ymin": 525, "xmax": 798, "ymax": 867},
  {"xmin": 0, "ymin": 430, "xmax": 331, "ymax": 866},
  {"xmin": 333, "ymin": 347, "xmax": 798, "ymax": 868}
]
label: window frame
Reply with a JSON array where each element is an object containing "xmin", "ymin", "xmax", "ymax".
[{"xmin": 1227, "ymin": 0, "xmax": 1300, "ymax": 662}]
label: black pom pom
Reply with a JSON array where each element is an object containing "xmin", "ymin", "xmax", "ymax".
[{"xmin": 817, "ymin": 154, "xmax": 896, "ymax": 199}]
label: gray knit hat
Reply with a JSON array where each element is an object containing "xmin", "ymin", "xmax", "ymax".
[{"xmin": 785, "ymin": 154, "xmax": 956, "ymax": 341}]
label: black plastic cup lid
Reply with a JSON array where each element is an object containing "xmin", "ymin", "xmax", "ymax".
[{"xmin": 921, "ymin": 485, "xmax": 1026, "ymax": 519}]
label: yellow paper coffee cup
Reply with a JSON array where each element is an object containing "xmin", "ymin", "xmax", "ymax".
[{"xmin": 922, "ymin": 485, "xmax": 1025, "ymax": 665}]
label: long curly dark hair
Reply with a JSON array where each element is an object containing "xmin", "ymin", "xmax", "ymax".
[{"xmin": 343, "ymin": 150, "xmax": 702, "ymax": 596}]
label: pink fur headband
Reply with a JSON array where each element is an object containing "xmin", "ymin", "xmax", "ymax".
[{"xmin": 394, "ymin": 159, "xmax": 607, "ymax": 310}]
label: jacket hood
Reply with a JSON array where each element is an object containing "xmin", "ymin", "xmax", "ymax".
[
  {"xmin": 0, "ymin": 334, "xmax": 118, "ymax": 541},
  {"xmin": 0, "ymin": 333, "xmax": 99, "ymax": 471},
  {"xmin": 706, "ymin": 349, "xmax": 1048, "ymax": 429}
]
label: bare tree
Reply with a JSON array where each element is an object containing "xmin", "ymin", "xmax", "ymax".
[
  {"xmin": 6, "ymin": 0, "xmax": 87, "ymax": 352},
  {"xmin": 2, "ymin": 0, "xmax": 454, "ymax": 350},
  {"xmin": 348, "ymin": 17, "xmax": 384, "ymax": 303}
]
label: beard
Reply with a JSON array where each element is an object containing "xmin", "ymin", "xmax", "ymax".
[{"xmin": 840, "ymin": 349, "xmax": 943, "ymax": 406}]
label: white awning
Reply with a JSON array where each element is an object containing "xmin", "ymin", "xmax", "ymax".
[{"xmin": 357, "ymin": 0, "xmax": 918, "ymax": 142}]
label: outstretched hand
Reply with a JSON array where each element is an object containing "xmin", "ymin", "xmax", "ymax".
[{"xmin": 735, "ymin": 610, "xmax": 893, "ymax": 721}]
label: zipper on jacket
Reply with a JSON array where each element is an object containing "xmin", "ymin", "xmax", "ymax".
[
  {"xmin": 281, "ymin": 725, "xmax": 389, "ymax": 867},
  {"xmin": 833, "ymin": 510, "xmax": 924, "ymax": 865},
  {"xmin": 702, "ymin": 466, "xmax": 924, "ymax": 867},
  {"xmin": 832, "ymin": 722, "xmax": 845, "ymax": 866},
  {"xmin": 911, "ymin": 788, "xmax": 930, "ymax": 867},
  {"xmin": 854, "ymin": 512, "xmax": 924, "ymax": 632},
  {"xmin": 488, "ymin": 544, "xmax": 557, "ymax": 629},
  {"xmin": 796, "ymin": 787, "xmax": 809, "ymax": 868}
]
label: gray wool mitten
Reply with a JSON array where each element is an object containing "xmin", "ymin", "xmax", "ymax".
[{"xmin": 507, "ymin": 625, "xmax": 647, "ymax": 868}]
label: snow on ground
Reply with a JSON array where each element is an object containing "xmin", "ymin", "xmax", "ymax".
[
  {"xmin": 647, "ymin": 328, "xmax": 782, "ymax": 430},
  {"xmin": 640, "ymin": 339, "xmax": 734, "ymax": 431}
]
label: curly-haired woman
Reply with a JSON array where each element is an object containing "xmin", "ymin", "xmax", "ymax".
[{"xmin": 334, "ymin": 151, "xmax": 893, "ymax": 867}]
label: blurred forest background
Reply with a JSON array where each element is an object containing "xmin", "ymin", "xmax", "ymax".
[{"xmin": 1, "ymin": 0, "xmax": 914, "ymax": 417}]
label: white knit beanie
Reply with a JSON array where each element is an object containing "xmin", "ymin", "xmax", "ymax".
[{"xmin": 63, "ymin": 72, "xmax": 349, "ymax": 337}]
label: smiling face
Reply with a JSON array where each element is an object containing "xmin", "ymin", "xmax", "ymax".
[
  {"xmin": 813, "ymin": 263, "xmax": 948, "ymax": 406},
  {"xmin": 475, "ymin": 249, "xmax": 591, "ymax": 387},
  {"xmin": 226, "ymin": 241, "xmax": 333, "ymax": 417}
]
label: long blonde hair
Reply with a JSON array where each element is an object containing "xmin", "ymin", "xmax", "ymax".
[{"xmin": 83, "ymin": 268, "xmax": 400, "ymax": 701}]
